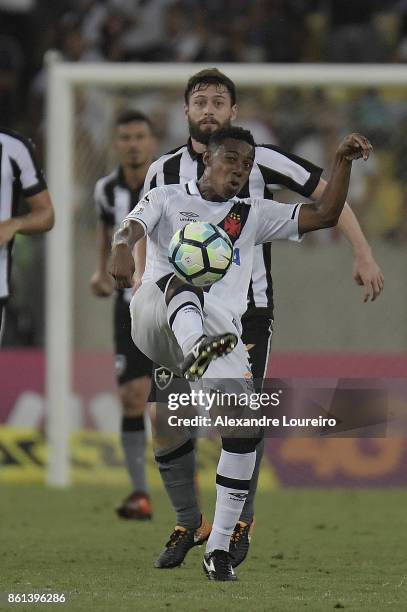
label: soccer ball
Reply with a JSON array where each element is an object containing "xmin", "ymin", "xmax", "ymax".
[{"xmin": 168, "ymin": 221, "xmax": 233, "ymax": 287}]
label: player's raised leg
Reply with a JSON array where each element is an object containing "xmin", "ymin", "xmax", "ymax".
[{"xmin": 165, "ymin": 275, "xmax": 237, "ymax": 380}]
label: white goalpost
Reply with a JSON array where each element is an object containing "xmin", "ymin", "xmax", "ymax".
[{"xmin": 45, "ymin": 59, "xmax": 407, "ymax": 487}]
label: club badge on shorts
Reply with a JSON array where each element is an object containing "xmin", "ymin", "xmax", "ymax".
[{"xmin": 154, "ymin": 366, "xmax": 174, "ymax": 390}]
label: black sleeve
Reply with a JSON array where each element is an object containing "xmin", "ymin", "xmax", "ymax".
[
  {"xmin": 256, "ymin": 144, "xmax": 323, "ymax": 197},
  {"xmin": 94, "ymin": 179, "xmax": 115, "ymax": 226}
]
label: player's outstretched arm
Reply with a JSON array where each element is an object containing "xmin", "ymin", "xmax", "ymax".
[
  {"xmin": 132, "ymin": 237, "xmax": 147, "ymax": 292},
  {"xmin": 298, "ymin": 133, "xmax": 372, "ymax": 235},
  {"xmin": 110, "ymin": 219, "xmax": 145, "ymax": 289},
  {"xmin": 311, "ymin": 180, "xmax": 384, "ymax": 302},
  {"xmin": 0, "ymin": 190, "xmax": 54, "ymax": 246}
]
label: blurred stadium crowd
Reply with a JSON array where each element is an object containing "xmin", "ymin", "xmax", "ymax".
[
  {"xmin": 3, "ymin": 0, "xmax": 407, "ymax": 127},
  {"xmin": 2, "ymin": 0, "xmax": 407, "ymax": 345}
]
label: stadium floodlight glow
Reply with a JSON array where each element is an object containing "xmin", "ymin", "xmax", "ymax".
[{"xmin": 45, "ymin": 57, "xmax": 407, "ymax": 487}]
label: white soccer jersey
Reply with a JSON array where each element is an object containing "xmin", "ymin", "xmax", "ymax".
[
  {"xmin": 0, "ymin": 129, "xmax": 46, "ymax": 299},
  {"xmin": 125, "ymin": 180, "xmax": 302, "ymax": 321},
  {"xmin": 143, "ymin": 140, "xmax": 322, "ymax": 316}
]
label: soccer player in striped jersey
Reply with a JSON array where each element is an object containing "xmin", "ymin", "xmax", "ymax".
[
  {"xmin": 110, "ymin": 126, "xmax": 372, "ymax": 580},
  {"xmin": 137, "ymin": 68, "xmax": 384, "ymax": 570},
  {"xmin": 90, "ymin": 110, "xmax": 156, "ymax": 520},
  {"xmin": 0, "ymin": 128, "xmax": 54, "ymax": 341}
]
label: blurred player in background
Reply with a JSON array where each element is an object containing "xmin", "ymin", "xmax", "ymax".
[
  {"xmin": 139, "ymin": 68, "xmax": 384, "ymax": 570},
  {"xmin": 90, "ymin": 110, "xmax": 156, "ymax": 520},
  {"xmin": 0, "ymin": 128, "xmax": 54, "ymax": 341}
]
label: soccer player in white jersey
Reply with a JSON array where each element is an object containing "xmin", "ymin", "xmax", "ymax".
[
  {"xmin": 0, "ymin": 128, "xmax": 54, "ymax": 341},
  {"xmin": 137, "ymin": 69, "xmax": 384, "ymax": 571},
  {"xmin": 110, "ymin": 126, "xmax": 372, "ymax": 580},
  {"xmin": 90, "ymin": 111, "xmax": 157, "ymax": 520}
]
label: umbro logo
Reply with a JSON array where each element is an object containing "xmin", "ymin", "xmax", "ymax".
[
  {"xmin": 228, "ymin": 492, "xmax": 248, "ymax": 502},
  {"xmin": 180, "ymin": 211, "xmax": 199, "ymax": 221}
]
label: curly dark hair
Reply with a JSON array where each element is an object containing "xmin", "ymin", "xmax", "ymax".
[
  {"xmin": 184, "ymin": 68, "xmax": 237, "ymax": 105},
  {"xmin": 207, "ymin": 126, "xmax": 255, "ymax": 150}
]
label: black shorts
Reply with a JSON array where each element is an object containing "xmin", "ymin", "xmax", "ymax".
[
  {"xmin": 149, "ymin": 363, "xmax": 190, "ymax": 402},
  {"xmin": 114, "ymin": 292, "xmax": 152, "ymax": 386},
  {"xmin": 241, "ymin": 309, "xmax": 273, "ymax": 387},
  {"xmin": 0, "ymin": 298, "xmax": 7, "ymax": 344}
]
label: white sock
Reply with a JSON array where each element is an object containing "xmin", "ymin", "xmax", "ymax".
[
  {"xmin": 167, "ymin": 290, "xmax": 203, "ymax": 355},
  {"xmin": 206, "ymin": 449, "xmax": 256, "ymax": 554}
]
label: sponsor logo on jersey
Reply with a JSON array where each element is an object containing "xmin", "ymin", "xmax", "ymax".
[
  {"xmin": 232, "ymin": 247, "xmax": 240, "ymax": 265},
  {"xmin": 133, "ymin": 204, "xmax": 145, "ymax": 215},
  {"xmin": 179, "ymin": 211, "xmax": 200, "ymax": 222},
  {"xmin": 133, "ymin": 194, "xmax": 150, "ymax": 215}
]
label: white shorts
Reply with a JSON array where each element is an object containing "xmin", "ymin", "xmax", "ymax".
[
  {"xmin": 132, "ymin": 280, "xmax": 260, "ymax": 437},
  {"xmin": 130, "ymin": 279, "xmax": 251, "ymax": 383}
]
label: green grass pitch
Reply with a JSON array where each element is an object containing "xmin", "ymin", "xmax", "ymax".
[{"xmin": 2, "ymin": 486, "xmax": 407, "ymax": 611}]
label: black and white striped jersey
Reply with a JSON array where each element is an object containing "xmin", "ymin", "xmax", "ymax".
[
  {"xmin": 94, "ymin": 166, "xmax": 144, "ymax": 230},
  {"xmin": 94, "ymin": 166, "xmax": 145, "ymax": 303},
  {"xmin": 0, "ymin": 128, "xmax": 47, "ymax": 299},
  {"xmin": 143, "ymin": 139, "xmax": 322, "ymax": 317}
]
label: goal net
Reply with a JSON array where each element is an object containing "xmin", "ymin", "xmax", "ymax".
[{"xmin": 45, "ymin": 61, "xmax": 407, "ymax": 486}]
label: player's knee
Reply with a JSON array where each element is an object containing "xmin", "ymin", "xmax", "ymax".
[
  {"xmin": 165, "ymin": 276, "xmax": 184, "ymax": 304},
  {"xmin": 120, "ymin": 378, "xmax": 151, "ymax": 416},
  {"xmin": 154, "ymin": 438, "xmax": 195, "ymax": 464},
  {"xmin": 165, "ymin": 276, "xmax": 204, "ymax": 306},
  {"xmin": 150, "ymin": 401, "xmax": 191, "ymax": 453},
  {"xmin": 222, "ymin": 437, "xmax": 262, "ymax": 454}
]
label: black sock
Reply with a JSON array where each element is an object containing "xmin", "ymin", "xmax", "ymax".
[
  {"xmin": 121, "ymin": 416, "xmax": 148, "ymax": 493},
  {"xmin": 155, "ymin": 439, "xmax": 201, "ymax": 529}
]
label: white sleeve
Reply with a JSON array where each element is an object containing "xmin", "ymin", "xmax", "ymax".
[
  {"xmin": 124, "ymin": 187, "xmax": 165, "ymax": 235},
  {"xmin": 253, "ymin": 198, "xmax": 303, "ymax": 245},
  {"xmin": 16, "ymin": 139, "xmax": 47, "ymax": 196}
]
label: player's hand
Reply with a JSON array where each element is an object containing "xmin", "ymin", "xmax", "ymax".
[
  {"xmin": 90, "ymin": 271, "xmax": 114, "ymax": 297},
  {"xmin": 353, "ymin": 254, "xmax": 384, "ymax": 302},
  {"xmin": 109, "ymin": 243, "xmax": 135, "ymax": 289},
  {"xmin": 0, "ymin": 218, "xmax": 19, "ymax": 246},
  {"xmin": 337, "ymin": 133, "xmax": 372, "ymax": 162}
]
